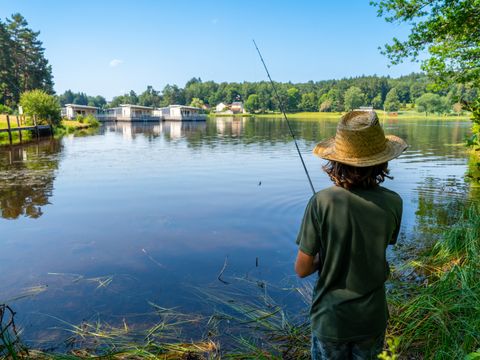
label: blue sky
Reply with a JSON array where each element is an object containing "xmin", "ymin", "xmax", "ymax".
[{"xmin": 1, "ymin": 0, "xmax": 420, "ymax": 100}]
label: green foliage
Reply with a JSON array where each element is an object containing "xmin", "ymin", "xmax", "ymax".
[
  {"xmin": 75, "ymin": 114, "xmax": 100, "ymax": 127},
  {"xmin": 319, "ymin": 98, "xmax": 333, "ymax": 112},
  {"xmin": 372, "ymin": 0, "xmax": 480, "ymax": 152},
  {"xmin": 377, "ymin": 337, "xmax": 399, "ymax": 360},
  {"xmin": 160, "ymin": 84, "xmax": 185, "ymax": 107},
  {"xmin": 58, "ymin": 90, "xmax": 106, "ymax": 109},
  {"xmin": 466, "ymin": 350, "xmax": 480, "ymax": 360},
  {"xmin": 343, "ymin": 86, "xmax": 366, "ymax": 111},
  {"xmin": 84, "ymin": 114, "xmax": 100, "ymax": 127},
  {"xmin": 0, "ymin": 104, "xmax": 12, "ymax": 114},
  {"xmin": 138, "ymin": 85, "xmax": 161, "ymax": 107},
  {"xmin": 299, "ymin": 92, "xmax": 317, "ymax": 112},
  {"xmin": 286, "ymin": 87, "xmax": 301, "ymax": 112},
  {"xmin": 0, "ymin": 14, "xmax": 54, "ymax": 106},
  {"xmin": 372, "ymin": 0, "xmax": 480, "ymax": 89},
  {"xmin": 19, "ymin": 89, "xmax": 61, "ymax": 125},
  {"xmin": 245, "ymin": 94, "xmax": 260, "ymax": 113},
  {"xmin": 189, "ymin": 97, "xmax": 204, "ymax": 108},
  {"xmin": 464, "ymin": 99, "xmax": 480, "ymax": 152},
  {"xmin": 372, "ymin": 94, "xmax": 383, "ymax": 109},
  {"xmin": 384, "ymin": 88, "xmax": 401, "ymax": 111},
  {"xmin": 415, "ymin": 93, "xmax": 449, "ymax": 115},
  {"xmin": 109, "ymin": 90, "xmax": 140, "ymax": 108}
]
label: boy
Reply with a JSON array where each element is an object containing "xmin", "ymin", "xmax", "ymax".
[{"xmin": 295, "ymin": 111, "xmax": 407, "ymax": 360}]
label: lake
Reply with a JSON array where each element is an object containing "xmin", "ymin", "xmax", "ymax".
[{"xmin": 0, "ymin": 116, "xmax": 473, "ymax": 348}]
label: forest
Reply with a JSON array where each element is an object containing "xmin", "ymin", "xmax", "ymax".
[{"xmin": 58, "ymin": 74, "xmax": 477, "ymax": 115}]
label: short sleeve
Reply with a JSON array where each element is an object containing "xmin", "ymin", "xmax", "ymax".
[
  {"xmin": 389, "ymin": 197, "xmax": 403, "ymax": 245},
  {"xmin": 296, "ymin": 196, "xmax": 322, "ymax": 256}
]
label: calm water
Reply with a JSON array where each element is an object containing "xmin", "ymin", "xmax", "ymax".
[{"xmin": 0, "ymin": 117, "xmax": 473, "ymax": 347}]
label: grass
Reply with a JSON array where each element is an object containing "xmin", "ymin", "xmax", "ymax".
[
  {"xmin": 208, "ymin": 113, "xmax": 253, "ymax": 118},
  {"xmin": 253, "ymin": 110, "xmax": 471, "ymax": 121},
  {"xmin": 387, "ymin": 204, "xmax": 480, "ymax": 359}
]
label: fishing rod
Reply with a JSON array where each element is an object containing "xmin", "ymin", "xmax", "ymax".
[{"xmin": 253, "ymin": 39, "xmax": 316, "ymax": 195}]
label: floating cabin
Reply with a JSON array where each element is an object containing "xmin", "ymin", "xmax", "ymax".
[
  {"xmin": 114, "ymin": 104, "xmax": 159, "ymax": 122},
  {"xmin": 63, "ymin": 104, "xmax": 100, "ymax": 119},
  {"xmin": 96, "ymin": 104, "xmax": 206, "ymax": 122},
  {"xmin": 161, "ymin": 105, "xmax": 207, "ymax": 121}
]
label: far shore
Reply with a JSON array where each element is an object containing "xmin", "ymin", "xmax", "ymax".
[{"xmin": 249, "ymin": 110, "xmax": 471, "ymax": 121}]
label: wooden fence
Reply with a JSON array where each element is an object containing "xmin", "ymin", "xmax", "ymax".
[{"xmin": 0, "ymin": 114, "xmax": 53, "ymax": 145}]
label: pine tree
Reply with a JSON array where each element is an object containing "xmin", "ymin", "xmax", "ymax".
[
  {"xmin": 5, "ymin": 13, "xmax": 54, "ymax": 103},
  {"xmin": 0, "ymin": 20, "xmax": 18, "ymax": 106}
]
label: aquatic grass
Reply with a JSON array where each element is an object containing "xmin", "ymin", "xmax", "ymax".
[
  {"xmin": 387, "ymin": 204, "xmax": 480, "ymax": 359},
  {"xmin": 0, "ymin": 304, "xmax": 28, "ymax": 359},
  {"xmin": 4, "ymin": 285, "xmax": 48, "ymax": 303},
  {"xmin": 21, "ymin": 304, "xmax": 219, "ymax": 359},
  {"xmin": 196, "ymin": 279, "xmax": 311, "ymax": 360}
]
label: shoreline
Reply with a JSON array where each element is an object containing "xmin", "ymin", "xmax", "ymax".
[
  {"xmin": 0, "ymin": 118, "xmax": 99, "ymax": 146},
  {"xmin": 252, "ymin": 110, "xmax": 471, "ymax": 121}
]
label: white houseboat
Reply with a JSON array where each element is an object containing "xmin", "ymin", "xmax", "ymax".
[
  {"xmin": 159, "ymin": 105, "xmax": 207, "ymax": 121},
  {"xmin": 63, "ymin": 104, "xmax": 99, "ymax": 119}
]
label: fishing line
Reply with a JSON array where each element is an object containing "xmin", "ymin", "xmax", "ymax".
[{"xmin": 253, "ymin": 39, "xmax": 316, "ymax": 195}]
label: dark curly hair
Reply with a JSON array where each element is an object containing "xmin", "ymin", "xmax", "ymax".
[{"xmin": 323, "ymin": 161, "xmax": 392, "ymax": 190}]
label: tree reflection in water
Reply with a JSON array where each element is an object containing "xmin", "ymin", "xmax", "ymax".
[{"xmin": 0, "ymin": 139, "xmax": 61, "ymax": 219}]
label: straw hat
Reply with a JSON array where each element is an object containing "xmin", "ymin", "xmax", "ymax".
[{"xmin": 313, "ymin": 111, "xmax": 407, "ymax": 167}]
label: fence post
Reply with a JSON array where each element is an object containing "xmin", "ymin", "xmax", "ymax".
[
  {"xmin": 6, "ymin": 114, "xmax": 12, "ymax": 145},
  {"xmin": 15, "ymin": 115, "xmax": 22, "ymax": 142}
]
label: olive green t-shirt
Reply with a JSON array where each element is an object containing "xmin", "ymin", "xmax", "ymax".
[{"xmin": 296, "ymin": 185, "xmax": 402, "ymax": 342}]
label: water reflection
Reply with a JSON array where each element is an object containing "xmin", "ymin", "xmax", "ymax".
[{"xmin": 0, "ymin": 139, "xmax": 61, "ymax": 219}]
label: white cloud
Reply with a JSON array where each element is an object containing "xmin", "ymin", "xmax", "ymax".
[{"xmin": 109, "ymin": 59, "xmax": 124, "ymax": 67}]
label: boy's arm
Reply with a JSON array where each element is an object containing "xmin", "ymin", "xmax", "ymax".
[{"xmin": 295, "ymin": 250, "xmax": 321, "ymax": 278}]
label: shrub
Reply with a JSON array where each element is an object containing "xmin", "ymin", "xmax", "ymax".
[
  {"xmin": 19, "ymin": 90, "xmax": 61, "ymax": 126},
  {"xmin": 0, "ymin": 104, "xmax": 13, "ymax": 114},
  {"xmin": 84, "ymin": 114, "xmax": 100, "ymax": 127}
]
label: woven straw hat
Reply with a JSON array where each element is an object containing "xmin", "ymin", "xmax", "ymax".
[{"xmin": 313, "ymin": 111, "xmax": 407, "ymax": 167}]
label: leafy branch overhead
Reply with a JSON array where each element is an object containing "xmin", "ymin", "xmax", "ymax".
[{"xmin": 371, "ymin": 0, "xmax": 480, "ymax": 89}]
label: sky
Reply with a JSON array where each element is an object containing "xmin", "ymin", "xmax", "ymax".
[{"xmin": 0, "ymin": 0, "xmax": 421, "ymax": 100}]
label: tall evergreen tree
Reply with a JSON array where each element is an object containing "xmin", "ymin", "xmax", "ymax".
[
  {"xmin": 0, "ymin": 20, "xmax": 18, "ymax": 106},
  {"xmin": 5, "ymin": 13, "xmax": 54, "ymax": 103}
]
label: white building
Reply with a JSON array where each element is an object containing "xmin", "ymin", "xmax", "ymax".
[
  {"xmin": 215, "ymin": 102, "xmax": 228, "ymax": 112},
  {"xmin": 161, "ymin": 105, "xmax": 207, "ymax": 121},
  {"xmin": 63, "ymin": 104, "xmax": 99, "ymax": 119},
  {"xmin": 117, "ymin": 104, "xmax": 157, "ymax": 121},
  {"xmin": 97, "ymin": 104, "xmax": 206, "ymax": 122}
]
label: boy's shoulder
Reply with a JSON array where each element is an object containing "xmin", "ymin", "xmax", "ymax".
[
  {"xmin": 313, "ymin": 185, "xmax": 402, "ymax": 205},
  {"xmin": 376, "ymin": 186, "xmax": 403, "ymax": 203}
]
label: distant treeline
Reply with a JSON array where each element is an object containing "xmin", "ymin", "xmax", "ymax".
[
  {"xmin": 0, "ymin": 13, "xmax": 54, "ymax": 110},
  {"xmin": 59, "ymin": 74, "xmax": 477, "ymax": 115}
]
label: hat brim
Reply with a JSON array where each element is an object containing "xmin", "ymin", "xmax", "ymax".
[{"xmin": 313, "ymin": 135, "xmax": 408, "ymax": 167}]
